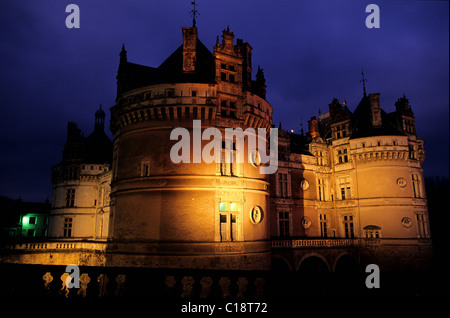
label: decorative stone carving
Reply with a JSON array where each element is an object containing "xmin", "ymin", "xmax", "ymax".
[
  {"xmin": 300, "ymin": 179, "xmax": 310, "ymax": 190},
  {"xmin": 236, "ymin": 277, "xmax": 248, "ymax": 298},
  {"xmin": 301, "ymin": 216, "xmax": 312, "ymax": 229},
  {"xmin": 250, "ymin": 206, "xmax": 263, "ymax": 224},
  {"xmin": 115, "ymin": 274, "xmax": 126, "ymax": 297},
  {"xmin": 42, "ymin": 272, "xmax": 53, "ymax": 290},
  {"xmin": 77, "ymin": 273, "xmax": 90, "ymax": 297},
  {"xmin": 397, "ymin": 177, "xmax": 407, "ymax": 188},
  {"xmin": 181, "ymin": 276, "xmax": 195, "ymax": 298},
  {"xmin": 401, "ymin": 217, "xmax": 413, "ymax": 228},
  {"xmin": 219, "ymin": 277, "xmax": 231, "ymax": 298},
  {"xmin": 97, "ymin": 274, "xmax": 109, "ymax": 297},
  {"xmin": 200, "ymin": 276, "xmax": 213, "ymax": 298}
]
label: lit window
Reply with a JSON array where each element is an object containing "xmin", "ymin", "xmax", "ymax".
[{"xmin": 219, "ymin": 202, "xmax": 238, "ymax": 242}]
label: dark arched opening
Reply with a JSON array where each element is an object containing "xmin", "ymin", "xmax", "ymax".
[{"xmin": 297, "ymin": 256, "xmax": 329, "ymax": 296}]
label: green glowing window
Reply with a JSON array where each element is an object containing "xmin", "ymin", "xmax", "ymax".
[
  {"xmin": 230, "ymin": 202, "xmax": 237, "ymax": 212},
  {"xmin": 220, "ymin": 202, "xmax": 227, "ymax": 212}
]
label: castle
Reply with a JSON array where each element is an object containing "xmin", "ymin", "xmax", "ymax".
[{"xmin": 1, "ymin": 25, "xmax": 432, "ymax": 275}]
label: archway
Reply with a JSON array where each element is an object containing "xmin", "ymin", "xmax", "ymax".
[
  {"xmin": 333, "ymin": 254, "xmax": 361, "ymax": 295},
  {"xmin": 297, "ymin": 256, "xmax": 330, "ymax": 296}
]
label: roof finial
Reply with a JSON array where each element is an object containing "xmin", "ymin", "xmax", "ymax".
[
  {"xmin": 190, "ymin": 1, "xmax": 199, "ymax": 27},
  {"xmin": 360, "ymin": 69, "xmax": 367, "ymax": 97},
  {"xmin": 300, "ymin": 116, "xmax": 304, "ymax": 135}
]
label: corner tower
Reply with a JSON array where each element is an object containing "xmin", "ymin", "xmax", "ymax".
[{"xmin": 108, "ymin": 26, "xmax": 273, "ymax": 270}]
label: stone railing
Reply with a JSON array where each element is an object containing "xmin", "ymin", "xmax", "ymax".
[
  {"xmin": 1, "ymin": 241, "xmax": 107, "ymax": 252},
  {"xmin": 272, "ymin": 238, "xmax": 355, "ymax": 249}
]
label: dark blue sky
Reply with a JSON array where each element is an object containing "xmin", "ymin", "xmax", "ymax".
[{"xmin": 0, "ymin": 0, "xmax": 448, "ymax": 202}]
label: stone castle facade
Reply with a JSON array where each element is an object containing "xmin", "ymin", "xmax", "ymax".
[{"xmin": 2, "ymin": 25, "xmax": 432, "ymax": 273}]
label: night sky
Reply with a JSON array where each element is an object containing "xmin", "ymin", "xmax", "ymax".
[{"xmin": 0, "ymin": 0, "xmax": 448, "ymax": 202}]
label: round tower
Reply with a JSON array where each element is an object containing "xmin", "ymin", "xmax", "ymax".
[{"xmin": 108, "ymin": 26, "xmax": 273, "ymax": 270}]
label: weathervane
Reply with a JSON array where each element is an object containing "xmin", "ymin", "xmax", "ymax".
[
  {"xmin": 190, "ymin": 1, "xmax": 199, "ymax": 27},
  {"xmin": 360, "ymin": 69, "xmax": 368, "ymax": 97}
]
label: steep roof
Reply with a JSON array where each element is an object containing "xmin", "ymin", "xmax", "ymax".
[
  {"xmin": 120, "ymin": 39, "xmax": 215, "ymax": 92},
  {"xmin": 350, "ymin": 95, "xmax": 405, "ymax": 139},
  {"xmin": 84, "ymin": 129, "xmax": 112, "ymax": 165}
]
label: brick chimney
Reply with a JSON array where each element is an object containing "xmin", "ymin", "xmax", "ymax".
[
  {"xmin": 369, "ymin": 93, "xmax": 382, "ymax": 126},
  {"xmin": 182, "ymin": 27, "xmax": 197, "ymax": 72},
  {"xmin": 308, "ymin": 116, "xmax": 320, "ymax": 138}
]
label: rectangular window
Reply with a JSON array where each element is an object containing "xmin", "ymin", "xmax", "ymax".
[
  {"xmin": 337, "ymin": 148, "xmax": 349, "ymax": 164},
  {"xmin": 220, "ymin": 214, "xmax": 228, "ymax": 241},
  {"xmin": 320, "ymin": 214, "xmax": 328, "ymax": 237},
  {"xmin": 278, "ymin": 173, "xmax": 288, "ymax": 197},
  {"xmin": 318, "ymin": 178, "xmax": 325, "ymax": 201},
  {"xmin": 416, "ymin": 213, "xmax": 428, "ymax": 238},
  {"xmin": 339, "ymin": 177, "xmax": 351, "ymax": 200},
  {"xmin": 317, "ymin": 150, "xmax": 324, "ymax": 166},
  {"xmin": 219, "ymin": 202, "xmax": 238, "ymax": 242},
  {"xmin": 343, "ymin": 215, "xmax": 354, "ymax": 238},
  {"xmin": 221, "ymin": 72, "xmax": 227, "ymax": 81},
  {"xmin": 63, "ymin": 217, "xmax": 73, "ymax": 238},
  {"xmin": 229, "ymin": 74, "xmax": 235, "ymax": 83},
  {"xmin": 27, "ymin": 229, "xmax": 35, "ymax": 237},
  {"xmin": 278, "ymin": 211, "xmax": 290, "ymax": 237},
  {"xmin": 221, "ymin": 140, "xmax": 237, "ymax": 176},
  {"xmin": 191, "ymin": 90, "xmax": 197, "ymax": 97},
  {"xmin": 412, "ymin": 174, "xmax": 421, "ymax": 198},
  {"xmin": 66, "ymin": 189, "xmax": 75, "ymax": 208},
  {"xmin": 29, "ymin": 217, "xmax": 36, "ymax": 225}
]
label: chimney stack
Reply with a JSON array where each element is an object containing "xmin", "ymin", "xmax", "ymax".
[
  {"xmin": 369, "ymin": 93, "xmax": 382, "ymax": 126},
  {"xmin": 308, "ymin": 116, "xmax": 320, "ymax": 138},
  {"xmin": 182, "ymin": 27, "xmax": 198, "ymax": 73}
]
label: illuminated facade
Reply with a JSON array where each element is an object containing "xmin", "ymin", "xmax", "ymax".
[
  {"xmin": 2, "ymin": 25, "xmax": 432, "ymax": 274},
  {"xmin": 270, "ymin": 94, "xmax": 432, "ymax": 272}
]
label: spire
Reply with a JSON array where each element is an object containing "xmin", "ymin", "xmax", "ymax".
[
  {"xmin": 190, "ymin": 1, "xmax": 199, "ymax": 27},
  {"xmin": 95, "ymin": 104, "xmax": 106, "ymax": 131},
  {"xmin": 360, "ymin": 69, "xmax": 367, "ymax": 97},
  {"xmin": 120, "ymin": 44, "xmax": 127, "ymax": 63}
]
